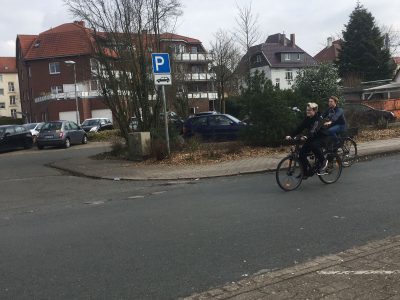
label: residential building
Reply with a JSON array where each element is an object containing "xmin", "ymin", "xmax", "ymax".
[
  {"xmin": 314, "ymin": 38, "xmax": 342, "ymax": 63},
  {"xmin": 0, "ymin": 57, "xmax": 21, "ymax": 119},
  {"xmin": 240, "ymin": 33, "xmax": 317, "ymax": 90},
  {"xmin": 16, "ymin": 21, "xmax": 215, "ymax": 123}
]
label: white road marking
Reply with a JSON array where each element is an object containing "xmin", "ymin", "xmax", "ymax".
[{"xmin": 318, "ymin": 270, "xmax": 400, "ymax": 275}]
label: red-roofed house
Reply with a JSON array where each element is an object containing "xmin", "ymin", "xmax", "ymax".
[
  {"xmin": 0, "ymin": 57, "xmax": 21, "ymax": 118},
  {"xmin": 16, "ymin": 21, "xmax": 216, "ymax": 123},
  {"xmin": 314, "ymin": 38, "xmax": 342, "ymax": 63}
]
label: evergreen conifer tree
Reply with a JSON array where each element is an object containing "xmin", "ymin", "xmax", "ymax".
[{"xmin": 338, "ymin": 3, "xmax": 394, "ymax": 82}]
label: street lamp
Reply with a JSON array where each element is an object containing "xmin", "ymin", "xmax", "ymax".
[{"xmin": 64, "ymin": 60, "xmax": 80, "ymax": 124}]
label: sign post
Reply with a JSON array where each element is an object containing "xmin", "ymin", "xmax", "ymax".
[{"xmin": 152, "ymin": 53, "xmax": 172, "ymax": 156}]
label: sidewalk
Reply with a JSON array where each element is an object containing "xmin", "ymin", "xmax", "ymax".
[
  {"xmin": 184, "ymin": 235, "xmax": 400, "ymax": 300},
  {"xmin": 51, "ymin": 137, "xmax": 400, "ymax": 180}
]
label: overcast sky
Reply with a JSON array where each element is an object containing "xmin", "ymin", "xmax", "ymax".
[{"xmin": 1, "ymin": 0, "xmax": 399, "ymax": 57}]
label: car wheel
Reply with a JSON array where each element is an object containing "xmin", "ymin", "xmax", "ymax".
[
  {"xmin": 64, "ymin": 138, "xmax": 71, "ymax": 148},
  {"xmin": 82, "ymin": 135, "xmax": 88, "ymax": 144},
  {"xmin": 37, "ymin": 144, "xmax": 44, "ymax": 150}
]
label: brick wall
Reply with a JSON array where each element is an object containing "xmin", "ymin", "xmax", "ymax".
[{"xmin": 363, "ymin": 98, "xmax": 400, "ymax": 118}]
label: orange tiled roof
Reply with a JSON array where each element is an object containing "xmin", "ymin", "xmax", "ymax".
[
  {"xmin": 0, "ymin": 57, "xmax": 17, "ymax": 73},
  {"xmin": 22, "ymin": 22, "xmax": 94, "ymax": 60},
  {"xmin": 314, "ymin": 40, "xmax": 342, "ymax": 63},
  {"xmin": 19, "ymin": 22, "xmax": 202, "ymax": 61}
]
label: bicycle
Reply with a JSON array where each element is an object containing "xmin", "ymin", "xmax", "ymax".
[
  {"xmin": 276, "ymin": 136, "xmax": 343, "ymax": 191},
  {"xmin": 325, "ymin": 128, "xmax": 358, "ymax": 168}
]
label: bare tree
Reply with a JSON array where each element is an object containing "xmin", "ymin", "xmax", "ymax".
[
  {"xmin": 234, "ymin": 1, "xmax": 261, "ymax": 54},
  {"xmin": 64, "ymin": 0, "xmax": 182, "ymax": 143},
  {"xmin": 381, "ymin": 24, "xmax": 400, "ymax": 56},
  {"xmin": 210, "ymin": 30, "xmax": 241, "ymax": 113}
]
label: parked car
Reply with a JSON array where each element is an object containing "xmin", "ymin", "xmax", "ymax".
[
  {"xmin": 183, "ymin": 113, "xmax": 246, "ymax": 140},
  {"xmin": 81, "ymin": 118, "xmax": 113, "ymax": 133},
  {"xmin": 24, "ymin": 122, "xmax": 45, "ymax": 143},
  {"xmin": 193, "ymin": 111, "xmax": 219, "ymax": 116},
  {"xmin": 0, "ymin": 125, "xmax": 33, "ymax": 152},
  {"xmin": 343, "ymin": 103, "xmax": 396, "ymax": 126},
  {"xmin": 36, "ymin": 121, "xmax": 87, "ymax": 149}
]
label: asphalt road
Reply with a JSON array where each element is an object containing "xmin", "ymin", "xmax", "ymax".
[{"xmin": 1, "ymin": 145, "xmax": 400, "ymax": 299}]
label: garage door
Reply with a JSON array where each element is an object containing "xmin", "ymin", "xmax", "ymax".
[
  {"xmin": 59, "ymin": 111, "xmax": 78, "ymax": 122},
  {"xmin": 91, "ymin": 109, "xmax": 113, "ymax": 123}
]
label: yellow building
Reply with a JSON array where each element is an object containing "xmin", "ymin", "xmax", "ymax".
[{"xmin": 0, "ymin": 57, "xmax": 21, "ymax": 119}]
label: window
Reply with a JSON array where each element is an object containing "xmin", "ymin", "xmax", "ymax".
[
  {"xmin": 0, "ymin": 89, "xmax": 4, "ymax": 95},
  {"xmin": 191, "ymin": 46, "xmax": 198, "ymax": 54},
  {"xmin": 285, "ymin": 71, "xmax": 293, "ymax": 80},
  {"xmin": 191, "ymin": 116, "xmax": 208, "ymax": 126},
  {"xmin": 15, "ymin": 126, "xmax": 25, "ymax": 133},
  {"xmin": 10, "ymin": 96, "xmax": 16, "ymax": 105},
  {"xmin": 49, "ymin": 62, "xmax": 60, "ymax": 74},
  {"xmin": 11, "ymin": 110, "xmax": 17, "ymax": 118},
  {"xmin": 209, "ymin": 115, "xmax": 231, "ymax": 126},
  {"xmin": 284, "ymin": 53, "xmax": 290, "ymax": 61},
  {"xmin": 0, "ymin": 74, "xmax": 3, "ymax": 81},
  {"xmin": 51, "ymin": 86, "xmax": 63, "ymax": 94},
  {"xmin": 8, "ymin": 82, "xmax": 15, "ymax": 92},
  {"xmin": 275, "ymin": 78, "xmax": 280, "ymax": 88},
  {"xmin": 28, "ymin": 67, "xmax": 32, "ymax": 77},
  {"xmin": 296, "ymin": 53, "xmax": 301, "ymax": 60},
  {"xmin": 69, "ymin": 122, "xmax": 79, "ymax": 130},
  {"xmin": 256, "ymin": 55, "xmax": 262, "ymax": 63},
  {"xmin": 0, "ymin": 102, "xmax": 5, "ymax": 109}
]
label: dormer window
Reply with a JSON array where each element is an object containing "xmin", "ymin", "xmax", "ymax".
[
  {"xmin": 296, "ymin": 53, "xmax": 301, "ymax": 60},
  {"xmin": 284, "ymin": 53, "xmax": 290, "ymax": 61},
  {"xmin": 256, "ymin": 55, "xmax": 261, "ymax": 63}
]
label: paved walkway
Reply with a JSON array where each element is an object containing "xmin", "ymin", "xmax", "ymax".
[
  {"xmin": 184, "ymin": 235, "xmax": 400, "ymax": 300},
  {"xmin": 51, "ymin": 138, "xmax": 400, "ymax": 180}
]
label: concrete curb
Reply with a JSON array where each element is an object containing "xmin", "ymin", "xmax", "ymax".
[{"xmin": 49, "ymin": 148, "xmax": 400, "ymax": 181}]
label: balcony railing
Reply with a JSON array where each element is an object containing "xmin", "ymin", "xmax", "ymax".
[
  {"xmin": 184, "ymin": 73, "xmax": 216, "ymax": 81},
  {"xmin": 187, "ymin": 92, "xmax": 218, "ymax": 100},
  {"xmin": 34, "ymin": 91, "xmax": 101, "ymax": 103},
  {"xmin": 173, "ymin": 53, "xmax": 213, "ymax": 62}
]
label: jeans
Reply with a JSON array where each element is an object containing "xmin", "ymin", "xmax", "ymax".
[
  {"xmin": 326, "ymin": 124, "xmax": 346, "ymax": 144},
  {"xmin": 299, "ymin": 138, "xmax": 325, "ymax": 175}
]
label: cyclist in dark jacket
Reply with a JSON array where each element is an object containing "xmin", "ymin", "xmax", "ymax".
[
  {"xmin": 286, "ymin": 102, "xmax": 328, "ymax": 176},
  {"xmin": 322, "ymin": 96, "xmax": 346, "ymax": 146}
]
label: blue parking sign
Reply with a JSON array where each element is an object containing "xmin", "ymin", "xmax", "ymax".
[{"xmin": 152, "ymin": 53, "xmax": 171, "ymax": 74}]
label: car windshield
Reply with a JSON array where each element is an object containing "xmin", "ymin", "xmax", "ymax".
[
  {"xmin": 226, "ymin": 115, "xmax": 241, "ymax": 123},
  {"xmin": 41, "ymin": 122, "xmax": 62, "ymax": 131},
  {"xmin": 82, "ymin": 119, "xmax": 100, "ymax": 126},
  {"xmin": 25, "ymin": 123, "xmax": 38, "ymax": 130}
]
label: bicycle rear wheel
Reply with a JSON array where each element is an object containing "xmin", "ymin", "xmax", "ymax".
[
  {"xmin": 319, "ymin": 153, "xmax": 342, "ymax": 184},
  {"xmin": 276, "ymin": 156, "xmax": 303, "ymax": 191},
  {"xmin": 338, "ymin": 137, "xmax": 357, "ymax": 167}
]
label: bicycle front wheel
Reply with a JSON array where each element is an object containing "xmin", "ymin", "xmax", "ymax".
[
  {"xmin": 339, "ymin": 137, "xmax": 357, "ymax": 167},
  {"xmin": 319, "ymin": 153, "xmax": 342, "ymax": 184},
  {"xmin": 276, "ymin": 156, "xmax": 303, "ymax": 191}
]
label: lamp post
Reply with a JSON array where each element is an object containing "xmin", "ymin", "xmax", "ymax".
[{"xmin": 64, "ymin": 60, "xmax": 80, "ymax": 124}]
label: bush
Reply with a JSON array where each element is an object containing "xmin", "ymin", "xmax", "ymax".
[
  {"xmin": 87, "ymin": 129, "xmax": 121, "ymax": 142},
  {"xmin": 239, "ymin": 72, "xmax": 298, "ymax": 147},
  {"xmin": 0, "ymin": 117, "xmax": 24, "ymax": 125}
]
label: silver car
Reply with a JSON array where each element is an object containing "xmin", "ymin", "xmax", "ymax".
[{"xmin": 36, "ymin": 121, "xmax": 88, "ymax": 149}]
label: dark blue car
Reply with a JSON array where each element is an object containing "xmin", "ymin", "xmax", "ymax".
[{"xmin": 183, "ymin": 114, "xmax": 246, "ymax": 140}]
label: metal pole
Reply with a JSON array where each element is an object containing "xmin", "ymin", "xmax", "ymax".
[
  {"xmin": 73, "ymin": 64, "xmax": 80, "ymax": 125},
  {"xmin": 161, "ymin": 85, "xmax": 170, "ymax": 156}
]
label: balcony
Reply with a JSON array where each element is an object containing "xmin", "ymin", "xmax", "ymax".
[
  {"xmin": 184, "ymin": 73, "xmax": 216, "ymax": 82},
  {"xmin": 173, "ymin": 53, "xmax": 213, "ymax": 62},
  {"xmin": 187, "ymin": 92, "xmax": 218, "ymax": 100},
  {"xmin": 34, "ymin": 91, "xmax": 101, "ymax": 103}
]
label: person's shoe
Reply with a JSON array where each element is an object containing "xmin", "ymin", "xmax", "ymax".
[{"xmin": 317, "ymin": 159, "xmax": 328, "ymax": 175}]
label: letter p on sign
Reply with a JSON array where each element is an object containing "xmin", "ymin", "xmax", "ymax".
[{"xmin": 151, "ymin": 53, "xmax": 171, "ymax": 74}]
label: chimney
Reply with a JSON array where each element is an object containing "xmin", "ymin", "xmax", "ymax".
[
  {"xmin": 327, "ymin": 37, "xmax": 333, "ymax": 48},
  {"xmin": 290, "ymin": 34, "xmax": 295, "ymax": 47},
  {"xmin": 74, "ymin": 21, "xmax": 85, "ymax": 28},
  {"xmin": 282, "ymin": 33, "xmax": 287, "ymax": 46}
]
